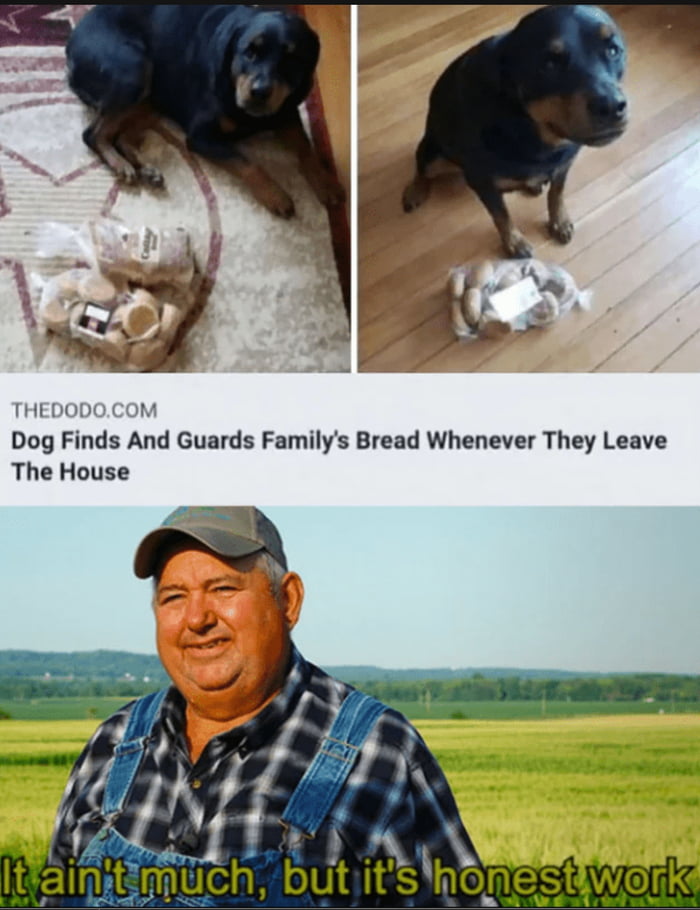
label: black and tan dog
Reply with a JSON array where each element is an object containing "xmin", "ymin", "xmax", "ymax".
[
  {"xmin": 402, "ymin": 5, "xmax": 628, "ymax": 257},
  {"xmin": 66, "ymin": 5, "xmax": 344, "ymax": 217}
]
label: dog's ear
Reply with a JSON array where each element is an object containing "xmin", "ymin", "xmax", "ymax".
[
  {"xmin": 208, "ymin": 12, "xmax": 249, "ymax": 98},
  {"xmin": 498, "ymin": 50, "xmax": 525, "ymax": 103},
  {"xmin": 473, "ymin": 33, "xmax": 519, "ymax": 103},
  {"xmin": 286, "ymin": 16, "xmax": 320, "ymax": 105}
]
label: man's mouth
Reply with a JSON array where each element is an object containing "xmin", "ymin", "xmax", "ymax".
[{"xmin": 185, "ymin": 638, "xmax": 229, "ymax": 653}]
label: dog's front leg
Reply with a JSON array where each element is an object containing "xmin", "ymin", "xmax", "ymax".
[
  {"xmin": 276, "ymin": 111, "xmax": 346, "ymax": 208},
  {"xmin": 187, "ymin": 118, "xmax": 295, "ymax": 218},
  {"xmin": 226, "ymin": 149, "xmax": 296, "ymax": 218},
  {"xmin": 547, "ymin": 164, "xmax": 575, "ymax": 244},
  {"xmin": 471, "ymin": 180, "xmax": 534, "ymax": 259}
]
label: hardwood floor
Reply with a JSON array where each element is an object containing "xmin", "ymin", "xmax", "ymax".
[
  {"xmin": 358, "ymin": 5, "xmax": 700, "ymax": 373},
  {"xmin": 304, "ymin": 5, "xmax": 351, "ymax": 208}
]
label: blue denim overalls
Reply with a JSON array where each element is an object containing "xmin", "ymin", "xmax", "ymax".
[{"xmin": 59, "ymin": 689, "xmax": 386, "ymax": 908}]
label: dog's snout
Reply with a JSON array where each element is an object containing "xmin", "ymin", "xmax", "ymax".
[
  {"xmin": 250, "ymin": 81, "xmax": 272, "ymax": 103},
  {"xmin": 588, "ymin": 91, "xmax": 627, "ymax": 123}
]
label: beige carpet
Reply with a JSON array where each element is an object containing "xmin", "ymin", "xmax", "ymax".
[{"xmin": 0, "ymin": 8, "xmax": 350, "ymax": 373}]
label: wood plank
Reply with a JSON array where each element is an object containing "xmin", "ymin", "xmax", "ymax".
[
  {"xmin": 655, "ymin": 331, "xmax": 700, "ymax": 372},
  {"xmin": 304, "ymin": 5, "xmax": 351, "ymax": 204}
]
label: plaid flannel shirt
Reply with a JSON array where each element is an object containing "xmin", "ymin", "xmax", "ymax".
[{"xmin": 44, "ymin": 647, "xmax": 498, "ymax": 907}]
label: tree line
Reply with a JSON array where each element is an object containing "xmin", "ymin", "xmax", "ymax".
[
  {"xmin": 352, "ymin": 673, "xmax": 700, "ymax": 704},
  {"xmin": 0, "ymin": 650, "xmax": 167, "ymax": 680},
  {"xmin": 0, "ymin": 678, "xmax": 160, "ymax": 700},
  {"xmin": 0, "ymin": 672, "xmax": 698, "ymax": 703}
]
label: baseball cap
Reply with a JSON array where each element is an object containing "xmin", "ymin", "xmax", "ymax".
[{"xmin": 133, "ymin": 506, "xmax": 287, "ymax": 578}]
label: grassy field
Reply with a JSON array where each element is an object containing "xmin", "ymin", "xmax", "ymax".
[
  {"xmin": 1, "ymin": 712, "xmax": 698, "ymax": 907},
  {"xmin": 0, "ymin": 696, "xmax": 144, "ymax": 722},
  {"xmin": 0, "ymin": 719, "xmax": 100, "ymax": 908},
  {"xmin": 417, "ymin": 714, "xmax": 700, "ymax": 907},
  {"xmin": 4, "ymin": 696, "xmax": 698, "ymax": 723},
  {"xmin": 390, "ymin": 699, "xmax": 700, "ymax": 721}
]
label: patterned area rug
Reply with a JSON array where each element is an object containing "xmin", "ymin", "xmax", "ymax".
[{"xmin": 0, "ymin": 5, "xmax": 350, "ymax": 372}]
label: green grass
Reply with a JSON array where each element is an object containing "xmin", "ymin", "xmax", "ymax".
[
  {"xmin": 0, "ymin": 696, "xmax": 133, "ymax": 722},
  {"xmin": 0, "ymin": 720, "xmax": 101, "ymax": 907},
  {"xmin": 1, "ymin": 714, "xmax": 698, "ymax": 907},
  {"xmin": 388, "ymin": 699, "xmax": 700, "ymax": 721},
  {"xmin": 416, "ymin": 715, "xmax": 700, "ymax": 906},
  {"xmin": 3, "ymin": 696, "xmax": 697, "ymax": 723}
]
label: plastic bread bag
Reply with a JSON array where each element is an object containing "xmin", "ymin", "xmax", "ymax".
[
  {"xmin": 447, "ymin": 259, "xmax": 593, "ymax": 341},
  {"xmin": 34, "ymin": 268, "xmax": 187, "ymax": 372},
  {"xmin": 35, "ymin": 218, "xmax": 196, "ymax": 292}
]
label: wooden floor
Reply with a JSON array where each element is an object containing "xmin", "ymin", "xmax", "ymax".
[
  {"xmin": 304, "ymin": 5, "xmax": 351, "ymax": 209},
  {"xmin": 358, "ymin": 5, "xmax": 700, "ymax": 373}
]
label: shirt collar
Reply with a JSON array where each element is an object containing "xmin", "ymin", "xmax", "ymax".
[{"xmin": 159, "ymin": 645, "xmax": 310, "ymax": 757}]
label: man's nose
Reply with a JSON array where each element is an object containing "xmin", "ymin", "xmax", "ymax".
[{"xmin": 185, "ymin": 591, "xmax": 216, "ymax": 629}]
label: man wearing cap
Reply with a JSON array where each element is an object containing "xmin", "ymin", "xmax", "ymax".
[{"xmin": 44, "ymin": 507, "xmax": 499, "ymax": 908}]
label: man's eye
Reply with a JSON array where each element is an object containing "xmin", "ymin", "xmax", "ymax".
[{"xmin": 159, "ymin": 593, "xmax": 183, "ymax": 606}]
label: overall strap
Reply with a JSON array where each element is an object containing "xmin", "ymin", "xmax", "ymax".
[
  {"xmin": 281, "ymin": 690, "xmax": 386, "ymax": 837},
  {"xmin": 102, "ymin": 689, "xmax": 168, "ymax": 817}
]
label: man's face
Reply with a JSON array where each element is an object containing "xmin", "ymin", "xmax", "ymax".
[{"xmin": 154, "ymin": 546, "xmax": 301, "ymax": 721}]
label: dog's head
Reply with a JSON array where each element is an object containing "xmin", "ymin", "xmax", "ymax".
[
  {"xmin": 213, "ymin": 9, "xmax": 320, "ymax": 118},
  {"xmin": 500, "ymin": 5, "xmax": 628, "ymax": 147}
]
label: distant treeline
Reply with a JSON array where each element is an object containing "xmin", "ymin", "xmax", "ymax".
[
  {"xmin": 1, "ymin": 672, "xmax": 698, "ymax": 703},
  {"xmin": 1, "ymin": 650, "xmax": 657, "ymax": 683},
  {"xmin": 0, "ymin": 678, "xmax": 160, "ymax": 700},
  {"xmin": 350, "ymin": 673, "xmax": 700, "ymax": 704},
  {"xmin": 0, "ymin": 650, "xmax": 168, "ymax": 681}
]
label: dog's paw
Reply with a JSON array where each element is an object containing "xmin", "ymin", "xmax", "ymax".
[
  {"xmin": 402, "ymin": 177, "xmax": 429, "ymax": 213},
  {"xmin": 116, "ymin": 164, "xmax": 139, "ymax": 186},
  {"xmin": 504, "ymin": 230, "xmax": 534, "ymax": 259},
  {"xmin": 139, "ymin": 165, "xmax": 166, "ymax": 190},
  {"xmin": 261, "ymin": 186, "xmax": 296, "ymax": 219},
  {"xmin": 549, "ymin": 216, "xmax": 575, "ymax": 245}
]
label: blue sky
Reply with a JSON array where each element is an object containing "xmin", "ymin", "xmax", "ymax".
[{"xmin": 1, "ymin": 507, "xmax": 698, "ymax": 675}]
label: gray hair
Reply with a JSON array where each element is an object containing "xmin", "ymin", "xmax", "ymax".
[{"xmin": 254, "ymin": 550, "xmax": 287, "ymax": 601}]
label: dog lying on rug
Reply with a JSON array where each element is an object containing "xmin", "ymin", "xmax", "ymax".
[{"xmin": 66, "ymin": 5, "xmax": 345, "ymax": 218}]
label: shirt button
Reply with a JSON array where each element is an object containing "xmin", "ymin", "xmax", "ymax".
[{"xmin": 191, "ymin": 778, "xmax": 203, "ymax": 789}]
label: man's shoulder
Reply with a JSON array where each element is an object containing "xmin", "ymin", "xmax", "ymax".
[
  {"xmin": 82, "ymin": 689, "xmax": 172, "ymax": 758},
  {"xmin": 305, "ymin": 661, "xmax": 428, "ymax": 763},
  {"xmin": 365, "ymin": 700, "xmax": 431, "ymax": 767},
  {"xmin": 107, "ymin": 689, "xmax": 171, "ymax": 724}
]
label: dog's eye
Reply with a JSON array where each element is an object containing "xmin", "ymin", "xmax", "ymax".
[
  {"xmin": 246, "ymin": 46, "xmax": 259, "ymax": 61},
  {"xmin": 606, "ymin": 42, "xmax": 621, "ymax": 59}
]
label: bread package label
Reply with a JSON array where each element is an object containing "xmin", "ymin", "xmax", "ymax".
[
  {"xmin": 134, "ymin": 227, "xmax": 161, "ymax": 266},
  {"xmin": 489, "ymin": 277, "xmax": 542, "ymax": 322},
  {"xmin": 87, "ymin": 219, "xmax": 194, "ymax": 289},
  {"xmin": 75, "ymin": 302, "xmax": 113, "ymax": 340}
]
